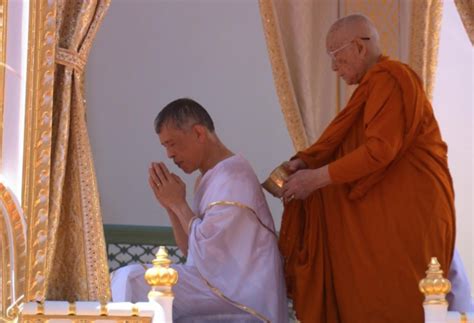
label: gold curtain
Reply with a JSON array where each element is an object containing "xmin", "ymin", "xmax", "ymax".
[
  {"xmin": 260, "ymin": 0, "xmax": 443, "ymax": 149},
  {"xmin": 454, "ymin": 0, "xmax": 474, "ymax": 44},
  {"xmin": 409, "ymin": 0, "xmax": 443, "ymax": 100},
  {"xmin": 259, "ymin": 0, "xmax": 338, "ymax": 150},
  {"xmin": 259, "ymin": 0, "xmax": 405, "ymax": 148},
  {"xmin": 46, "ymin": 0, "xmax": 111, "ymax": 301},
  {"xmin": 342, "ymin": 0, "xmax": 402, "ymax": 59},
  {"xmin": 340, "ymin": 0, "xmax": 403, "ymax": 105}
]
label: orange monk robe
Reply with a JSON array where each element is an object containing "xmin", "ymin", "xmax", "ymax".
[{"xmin": 280, "ymin": 56, "xmax": 455, "ymax": 323}]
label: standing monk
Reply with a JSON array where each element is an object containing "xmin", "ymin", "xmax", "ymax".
[{"xmin": 280, "ymin": 14, "xmax": 455, "ymax": 322}]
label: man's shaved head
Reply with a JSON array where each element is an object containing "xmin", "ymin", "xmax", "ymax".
[
  {"xmin": 328, "ymin": 14, "xmax": 380, "ymax": 44},
  {"xmin": 327, "ymin": 14, "xmax": 381, "ymax": 58},
  {"xmin": 326, "ymin": 14, "xmax": 382, "ymax": 85}
]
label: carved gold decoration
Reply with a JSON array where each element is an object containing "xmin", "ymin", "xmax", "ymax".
[
  {"xmin": 5, "ymin": 295, "xmax": 23, "ymax": 320},
  {"xmin": 145, "ymin": 246, "xmax": 178, "ymax": 297},
  {"xmin": 22, "ymin": 0, "xmax": 56, "ymax": 302},
  {"xmin": 36, "ymin": 301, "xmax": 44, "ymax": 314},
  {"xmin": 67, "ymin": 302, "xmax": 76, "ymax": 315},
  {"xmin": 0, "ymin": 183, "xmax": 27, "ymax": 321},
  {"xmin": 99, "ymin": 302, "xmax": 108, "ymax": 316},
  {"xmin": 0, "ymin": 0, "xmax": 7, "ymax": 168},
  {"xmin": 0, "ymin": 287, "xmax": 24, "ymax": 323},
  {"xmin": 131, "ymin": 304, "xmax": 139, "ymax": 316},
  {"xmin": 419, "ymin": 257, "xmax": 451, "ymax": 306}
]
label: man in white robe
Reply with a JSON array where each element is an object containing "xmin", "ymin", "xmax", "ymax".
[{"xmin": 111, "ymin": 98, "xmax": 288, "ymax": 322}]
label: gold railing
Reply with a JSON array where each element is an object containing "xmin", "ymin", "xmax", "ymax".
[{"xmin": 18, "ymin": 247, "xmax": 177, "ymax": 322}]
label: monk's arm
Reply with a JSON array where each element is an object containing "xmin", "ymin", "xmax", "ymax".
[{"xmin": 328, "ymin": 72, "xmax": 405, "ymax": 183}]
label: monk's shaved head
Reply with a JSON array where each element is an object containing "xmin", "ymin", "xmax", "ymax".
[
  {"xmin": 326, "ymin": 14, "xmax": 382, "ymax": 84},
  {"xmin": 328, "ymin": 14, "xmax": 379, "ymax": 42},
  {"xmin": 327, "ymin": 14, "xmax": 381, "ymax": 58}
]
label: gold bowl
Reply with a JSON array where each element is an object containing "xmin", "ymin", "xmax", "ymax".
[{"xmin": 262, "ymin": 163, "xmax": 290, "ymax": 198}]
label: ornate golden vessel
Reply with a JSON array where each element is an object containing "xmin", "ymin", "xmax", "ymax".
[{"xmin": 262, "ymin": 163, "xmax": 290, "ymax": 198}]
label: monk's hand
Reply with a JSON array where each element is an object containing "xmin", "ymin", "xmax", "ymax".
[
  {"xmin": 148, "ymin": 162, "xmax": 186, "ymax": 210},
  {"xmin": 282, "ymin": 158, "xmax": 307, "ymax": 174},
  {"xmin": 282, "ymin": 165, "xmax": 332, "ymax": 201}
]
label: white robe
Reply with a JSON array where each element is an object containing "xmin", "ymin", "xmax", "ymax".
[
  {"xmin": 111, "ymin": 155, "xmax": 288, "ymax": 322},
  {"xmin": 447, "ymin": 249, "xmax": 474, "ymax": 312}
]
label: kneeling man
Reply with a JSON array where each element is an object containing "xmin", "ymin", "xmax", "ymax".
[{"xmin": 111, "ymin": 98, "xmax": 288, "ymax": 323}]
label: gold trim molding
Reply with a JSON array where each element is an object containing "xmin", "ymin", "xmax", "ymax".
[
  {"xmin": 0, "ymin": 0, "xmax": 7, "ymax": 170},
  {"xmin": 20, "ymin": 300, "xmax": 153, "ymax": 323},
  {"xmin": 22, "ymin": 0, "xmax": 56, "ymax": 302},
  {"xmin": 22, "ymin": 315, "xmax": 152, "ymax": 323},
  {"xmin": 0, "ymin": 183, "xmax": 26, "ymax": 321}
]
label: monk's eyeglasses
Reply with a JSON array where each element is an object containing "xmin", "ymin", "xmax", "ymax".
[{"xmin": 328, "ymin": 37, "xmax": 371, "ymax": 61}]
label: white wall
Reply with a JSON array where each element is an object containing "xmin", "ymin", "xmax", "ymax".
[
  {"xmin": 87, "ymin": 0, "xmax": 473, "ymax": 290},
  {"xmin": 432, "ymin": 0, "xmax": 474, "ymax": 291},
  {"xmin": 86, "ymin": 0, "xmax": 293, "ymax": 228}
]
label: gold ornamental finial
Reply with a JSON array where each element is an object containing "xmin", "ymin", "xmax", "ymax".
[
  {"xmin": 145, "ymin": 246, "xmax": 178, "ymax": 297},
  {"xmin": 419, "ymin": 257, "xmax": 451, "ymax": 305}
]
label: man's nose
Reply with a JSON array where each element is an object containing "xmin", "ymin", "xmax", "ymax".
[
  {"xmin": 331, "ymin": 59, "xmax": 338, "ymax": 71},
  {"xmin": 166, "ymin": 149, "xmax": 175, "ymax": 159}
]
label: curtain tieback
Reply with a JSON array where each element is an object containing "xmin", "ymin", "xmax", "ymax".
[{"xmin": 55, "ymin": 47, "xmax": 86, "ymax": 73}]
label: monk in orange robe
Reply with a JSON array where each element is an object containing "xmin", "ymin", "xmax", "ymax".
[{"xmin": 280, "ymin": 14, "xmax": 455, "ymax": 323}]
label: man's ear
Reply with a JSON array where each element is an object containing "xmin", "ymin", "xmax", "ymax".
[
  {"xmin": 192, "ymin": 124, "xmax": 208, "ymax": 142},
  {"xmin": 355, "ymin": 38, "xmax": 367, "ymax": 57}
]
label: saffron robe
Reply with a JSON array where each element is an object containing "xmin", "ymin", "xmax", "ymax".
[{"xmin": 280, "ymin": 57, "xmax": 455, "ymax": 323}]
